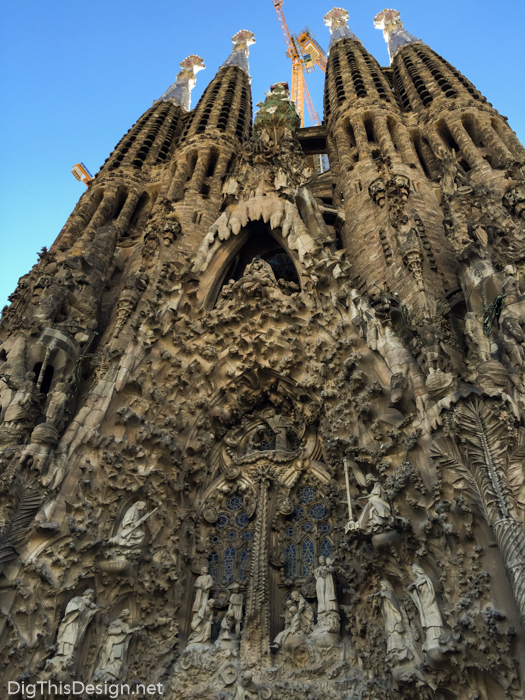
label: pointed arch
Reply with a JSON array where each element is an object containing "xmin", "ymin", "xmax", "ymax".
[{"xmin": 195, "ymin": 220, "xmax": 303, "ymax": 310}]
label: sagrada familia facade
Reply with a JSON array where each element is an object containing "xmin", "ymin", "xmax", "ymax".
[{"xmin": 1, "ymin": 6, "xmax": 525, "ymax": 699}]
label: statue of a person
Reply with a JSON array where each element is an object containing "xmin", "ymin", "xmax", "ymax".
[
  {"xmin": 191, "ymin": 565, "xmax": 214, "ymax": 618},
  {"xmin": 271, "ymin": 599, "xmax": 295, "ymax": 651},
  {"xmin": 408, "ymin": 563, "xmax": 444, "ymax": 651},
  {"xmin": 47, "ymin": 589, "xmax": 99, "ymax": 670},
  {"xmin": 347, "ymin": 480, "xmax": 393, "ymax": 535},
  {"xmin": 188, "ymin": 599, "xmax": 215, "ymax": 645},
  {"xmin": 2, "ymin": 371, "xmax": 41, "ymax": 425},
  {"xmin": 261, "ymin": 407, "xmax": 294, "ymax": 451},
  {"xmin": 95, "ymin": 609, "xmax": 141, "ymax": 681},
  {"xmin": 216, "ymin": 611, "xmax": 237, "ymax": 647},
  {"xmin": 44, "ymin": 374, "xmax": 76, "ymax": 430},
  {"xmin": 291, "ymin": 590, "xmax": 314, "ymax": 634},
  {"xmin": 313, "ymin": 555, "xmax": 338, "ymax": 614},
  {"xmin": 379, "ymin": 580, "xmax": 412, "ymax": 664},
  {"xmin": 227, "ymin": 582, "xmax": 244, "ymax": 636},
  {"xmin": 108, "ymin": 501, "xmax": 150, "ymax": 549}
]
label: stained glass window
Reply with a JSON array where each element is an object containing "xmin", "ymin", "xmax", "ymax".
[
  {"xmin": 281, "ymin": 481, "xmax": 333, "ymax": 578},
  {"xmin": 222, "ymin": 545, "xmax": 236, "ymax": 583},
  {"xmin": 320, "ymin": 538, "xmax": 332, "ymax": 558},
  {"xmin": 239, "ymin": 548, "xmax": 249, "ymax": 582},
  {"xmin": 302, "ymin": 537, "xmax": 315, "ymax": 576},
  {"xmin": 236, "ymin": 512, "xmax": 249, "ymax": 527},
  {"xmin": 226, "ymin": 496, "xmax": 243, "ymax": 511},
  {"xmin": 310, "ymin": 504, "xmax": 327, "ymax": 520},
  {"xmin": 285, "ymin": 543, "xmax": 297, "ymax": 577},
  {"xmin": 297, "ymin": 486, "xmax": 317, "ymax": 504},
  {"xmin": 204, "ymin": 491, "xmax": 254, "ymax": 584},
  {"xmin": 208, "ymin": 551, "xmax": 218, "ymax": 580}
]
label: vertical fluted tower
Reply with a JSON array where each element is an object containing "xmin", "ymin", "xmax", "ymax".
[
  {"xmin": 164, "ymin": 31, "xmax": 255, "ymax": 253},
  {"xmin": 324, "ymin": 8, "xmax": 452, "ymax": 312}
]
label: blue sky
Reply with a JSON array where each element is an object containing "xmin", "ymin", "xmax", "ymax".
[{"xmin": 1, "ymin": 0, "xmax": 524, "ymax": 311}]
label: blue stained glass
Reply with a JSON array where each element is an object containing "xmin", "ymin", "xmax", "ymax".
[
  {"xmin": 236, "ymin": 512, "xmax": 249, "ymax": 528},
  {"xmin": 320, "ymin": 523, "xmax": 331, "ymax": 534},
  {"xmin": 292, "ymin": 506, "xmax": 305, "ymax": 522},
  {"xmin": 285, "ymin": 543, "xmax": 297, "ymax": 577},
  {"xmin": 297, "ymin": 486, "xmax": 317, "ymax": 504},
  {"xmin": 226, "ymin": 496, "xmax": 243, "ymax": 511},
  {"xmin": 302, "ymin": 537, "xmax": 315, "ymax": 576},
  {"xmin": 227, "ymin": 530, "xmax": 237, "ymax": 540},
  {"xmin": 208, "ymin": 551, "xmax": 218, "ymax": 580},
  {"xmin": 242, "ymin": 531, "xmax": 253, "ymax": 541},
  {"xmin": 239, "ymin": 548, "xmax": 249, "ymax": 582},
  {"xmin": 222, "ymin": 545, "xmax": 235, "ymax": 583},
  {"xmin": 310, "ymin": 504, "xmax": 327, "ymax": 520},
  {"xmin": 217, "ymin": 514, "xmax": 230, "ymax": 529},
  {"xmin": 302, "ymin": 522, "xmax": 313, "ymax": 532},
  {"xmin": 286, "ymin": 527, "xmax": 296, "ymax": 538},
  {"xmin": 320, "ymin": 538, "xmax": 332, "ymax": 558},
  {"xmin": 209, "ymin": 534, "xmax": 220, "ymax": 544}
]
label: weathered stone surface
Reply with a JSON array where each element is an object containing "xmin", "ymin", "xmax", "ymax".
[{"xmin": 1, "ymin": 9, "xmax": 525, "ymax": 700}]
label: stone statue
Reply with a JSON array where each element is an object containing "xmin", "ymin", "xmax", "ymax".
[
  {"xmin": 94, "ymin": 609, "xmax": 141, "ymax": 681},
  {"xmin": 2, "ymin": 371, "xmax": 41, "ymax": 425},
  {"xmin": 227, "ymin": 582, "xmax": 244, "ymax": 636},
  {"xmin": 191, "ymin": 565, "xmax": 214, "ymax": 618},
  {"xmin": 379, "ymin": 580, "xmax": 412, "ymax": 664},
  {"xmin": 188, "ymin": 599, "xmax": 215, "ymax": 645},
  {"xmin": 291, "ymin": 591, "xmax": 314, "ymax": 634},
  {"xmin": 346, "ymin": 480, "xmax": 393, "ymax": 535},
  {"xmin": 47, "ymin": 589, "xmax": 99, "ymax": 671},
  {"xmin": 313, "ymin": 555, "xmax": 338, "ymax": 614},
  {"xmin": 408, "ymin": 563, "xmax": 444, "ymax": 651},
  {"xmin": 261, "ymin": 407, "xmax": 295, "ymax": 451},
  {"xmin": 44, "ymin": 374, "xmax": 76, "ymax": 430},
  {"xmin": 108, "ymin": 501, "xmax": 154, "ymax": 549},
  {"xmin": 271, "ymin": 599, "xmax": 295, "ymax": 651},
  {"xmin": 216, "ymin": 611, "xmax": 237, "ymax": 649}
]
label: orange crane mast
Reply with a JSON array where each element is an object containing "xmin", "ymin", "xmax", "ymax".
[{"xmin": 272, "ymin": 0, "xmax": 326, "ymax": 128}]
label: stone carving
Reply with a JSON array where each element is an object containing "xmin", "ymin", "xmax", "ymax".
[
  {"xmin": 313, "ymin": 555, "xmax": 338, "ymax": 613},
  {"xmin": 408, "ymin": 563, "xmax": 444, "ymax": 651},
  {"xmin": 46, "ymin": 590, "xmax": 99, "ymax": 672},
  {"xmin": 271, "ymin": 599, "xmax": 295, "ymax": 651},
  {"xmin": 346, "ymin": 480, "xmax": 394, "ymax": 535},
  {"xmin": 291, "ymin": 591, "xmax": 314, "ymax": 635},
  {"xmin": 191, "ymin": 565, "xmax": 214, "ymax": 620},
  {"xmin": 94, "ymin": 610, "xmax": 142, "ymax": 681},
  {"xmin": 108, "ymin": 501, "xmax": 156, "ymax": 550},
  {"xmin": 188, "ymin": 598, "xmax": 215, "ymax": 645},
  {"xmin": 228, "ymin": 582, "xmax": 244, "ymax": 636}
]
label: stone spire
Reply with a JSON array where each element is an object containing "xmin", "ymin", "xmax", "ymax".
[
  {"xmin": 221, "ymin": 29, "xmax": 256, "ymax": 75},
  {"xmin": 374, "ymin": 9, "xmax": 422, "ymax": 64},
  {"xmin": 156, "ymin": 55, "xmax": 206, "ymax": 111},
  {"xmin": 324, "ymin": 7, "xmax": 361, "ymax": 51}
]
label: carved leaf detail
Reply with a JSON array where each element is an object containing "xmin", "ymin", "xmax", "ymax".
[{"xmin": 430, "ymin": 437, "xmax": 486, "ymax": 521}]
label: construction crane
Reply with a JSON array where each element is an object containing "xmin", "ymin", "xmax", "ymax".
[
  {"xmin": 272, "ymin": 0, "xmax": 327, "ymax": 128},
  {"xmin": 71, "ymin": 162, "xmax": 93, "ymax": 187}
]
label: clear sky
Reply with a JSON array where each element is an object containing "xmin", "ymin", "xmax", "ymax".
[{"xmin": 1, "ymin": 0, "xmax": 523, "ymax": 311}]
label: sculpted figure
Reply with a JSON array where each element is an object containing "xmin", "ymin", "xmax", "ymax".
[
  {"xmin": 191, "ymin": 565, "xmax": 214, "ymax": 618},
  {"xmin": 313, "ymin": 556, "xmax": 338, "ymax": 614},
  {"xmin": 379, "ymin": 580, "xmax": 412, "ymax": 664},
  {"xmin": 47, "ymin": 590, "xmax": 99, "ymax": 671},
  {"xmin": 95, "ymin": 609, "xmax": 141, "ymax": 681},
  {"xmin": 271, "ymin": 599, "xmax": 295, "ymax": 650},
  {"xmin": 376, "ymin": 323, "xmax": 428, "ymax": 409},
  {"xmin": 108, "ymin": 501, "xmax": 151, "ymax": 549},
  {"xmin": 464, "ymin": 311, "xmax": 492, "ymax": 364},
  {"xmin": 291, "ymin": 590, "xmax": 314, "ymax": 634},
  {"xmin": 347, "ymin": 480, "xmax": 393, "ymax": 535},
  {"xmin": 188, "ymin": 599, "xmax": 215, "ymax": 645},
  {"xmin": 408, "ymin": 563, "xmax": 444, "ymax": 651},
  {"xmin": 44, "ymin": 375, "xmax": 76, "ymax": 430},
  {"xmin": 2, "ymin": 371, "xmax": 41, "ymax": 425},
  {"xmin": 262, "ymin": 407, "xmax": 294, "ymax": 451},
  {"xmin": 227, "ymin": 582, "xmax": 244, "ymax": 636}
]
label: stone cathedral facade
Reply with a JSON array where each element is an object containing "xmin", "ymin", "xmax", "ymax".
[{"xmin": 2, "ymin": 6, "xmax": 525, "ymax": 699}]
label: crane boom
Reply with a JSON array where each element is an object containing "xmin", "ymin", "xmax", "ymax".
[{"xmin": 272, "ymin": 0, "xmax": 326, "ymax": 127}]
